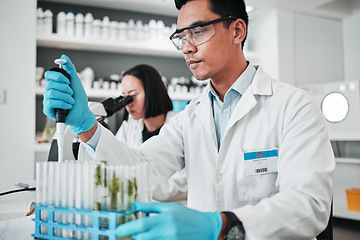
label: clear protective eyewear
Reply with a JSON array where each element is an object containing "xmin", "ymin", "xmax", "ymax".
[{"xmin": 169, "ymin": 16, "xmax": 236, "ymax": 51}]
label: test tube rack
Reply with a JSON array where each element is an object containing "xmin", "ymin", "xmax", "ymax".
[{"xmin": 32, "ymin": 204, "xmax": 137, "ymax": 240}]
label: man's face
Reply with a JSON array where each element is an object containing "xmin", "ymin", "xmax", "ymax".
[{"xmin": 177, "ymin": 0, "xmax": 235, "ymax": 81}]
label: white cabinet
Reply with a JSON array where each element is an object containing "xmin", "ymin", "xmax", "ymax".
[{"xmin": 333, "ymin": 158, "xmax": 360, "ymax": 220}]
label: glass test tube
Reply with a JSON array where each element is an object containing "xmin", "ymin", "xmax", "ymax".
[
  {"xmin": 74, "ymin": 162, "xmax": 83, "ymax": 239},
  {"xmin": 54, "ymin": 162, "xmax": 62, "ymax": 237}
]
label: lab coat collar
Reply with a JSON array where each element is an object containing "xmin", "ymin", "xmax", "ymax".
[
  {"xmin": 194, "ymin": 85, "xmax": 218, "ymax": 149},
  {"xmin": 128, "ymin": 114, "xmax": 145, "ymax": 132},
  {"xmin": 251, "ymin": 66, "xmax": 273, "ymax": 96},
  {"xmin": 196, "ymin": 65, "xmax": 273, "ymax": 103},
  {"xmin": 193, "ymin": 65, "xmax": 273, "ymax": 149},
  {"xmin": 195, "ymin": 65, "xmax": 273, "ymax": 107}
]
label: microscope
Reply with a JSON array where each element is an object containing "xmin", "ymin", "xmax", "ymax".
[{"xmin": 47, "ymin": 95, "xmax": 133, "ymax": 161}]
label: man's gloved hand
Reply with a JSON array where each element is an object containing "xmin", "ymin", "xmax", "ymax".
[
  {"xmin": 43, "ymin": 55, "xmax": 95, "ymax": 134},
  {"xmin": 116, "ymin": 202, "xmax": 222, "ymax": 240}
]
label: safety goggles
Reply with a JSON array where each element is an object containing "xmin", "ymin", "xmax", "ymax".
[{"xmin": 169, "ymin": 16, "xmax": 236, "ymax": 51}]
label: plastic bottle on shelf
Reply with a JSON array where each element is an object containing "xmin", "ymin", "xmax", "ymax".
[
  {"xmin": 128, "ymin": 19, "xmax": 136, "ymax": 41},
  {"xmin": 109, "ymin": 74, "xmax": 121, "ymax": 90},
  {"xmin": 118, "ymin": 22, "xmax": 127, "ymax": 42},
  {"xmin": 136, "ymin": 20, "xmax": 144, "ymax": 42},
  {"xmin": 84, "ymin": 13, "xmax": 93, "ymax": 39},
  {"xmin": 80, "ymin": 67, "xmax": 95, "ymax": 89},
  {"xmin": 110, "ymin": 81, "xmax": 117, "ymax": 90},
  {"xmin": 92, "ymin": 19, "xmax": 101, "ymax": 39},
  {"xmin": 143, "ymin": 23, "xmax": 150, "ymax": 42},
  {"xmin": 36, "ymin": 67, "xmax": 45, "ymax": 84},
  {"xmin": 75, "ymin": 13, "xmax": 84, "ymax": 38},
  {"xmin": 171, "ymin": 23, "xmax": 177, "ymax": 34},
  {"xmin": 93, "ymin": 80, "xmax": 100, "ymax": 89},
  {"xmin": 148, "ymin": 19, "xmax": 157, "ymax": 44},
  {"xmin": 102, "ymin": 80, "xmax": 110, "ymax": 90},
  {"xmin": 65, "ymin": 11, "xmax": 75, "ymax": 36},
  {"xmin": 167, "ymin": 84, "xmax": 175, "ymax": 94},
  {"xmin": 164, "ymin": 26, "xmax": 173, "ymax": 48},
  {"xmin": 110, "ymin": 21, "xmax": 119, "ymax": 41},
  {"xmin": 43, "ymin": 9, "xmax": 53, "ymax": 35},
  {"xmin": 156, "ymin": 20, "xmax": 165, "ymax": 46},
  {"xmin": 117, "ymin": 82, "xmax": 122, "ymax": 92},
  {"xmin": 101, "ymin": 16, "xmax": 110, "ymax": 40},
  {"xmin": 36, "ymin": 8, "xmax": 44, "ymax": 36},
  {"xmin": 56, "ymin": 11, "xmax": 66, "ymax": 36}
]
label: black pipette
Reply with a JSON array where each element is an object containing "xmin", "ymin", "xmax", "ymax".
[{"xmin": 49, "ymin": 59, "xmax": 70, "ymax": 162}]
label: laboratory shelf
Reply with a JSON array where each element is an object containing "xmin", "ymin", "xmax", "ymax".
[
  {"xmin": 329, "ymin": 132, "xmax": 360, "ymax": 141},
  {"xmin": 36, "ymin": 86, "xmax": 199, "ymax": 101},
  {"xmin": 37, "ymin": 34, "xmax": 183, "ymax": 58},
  {"xmin": 333, "ymin": 206, "xmax": 360, "ymax": 221},
  {"xmin": 335, "ymin": 158, "xmax": 360, "ymax": 165},
  {"xmin": 36, "ymin": 35, "xmax": 259, "ymax": 61}
]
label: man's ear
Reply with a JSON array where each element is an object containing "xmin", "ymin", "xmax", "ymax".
[{"xmin": 233, "ymin": 19, "xmax": 246, "ymax": 45}]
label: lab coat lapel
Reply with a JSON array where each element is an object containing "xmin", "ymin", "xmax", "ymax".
[
  {"xmin": 194, "ymin": 86, "xmax": 218, "ymax": 149},
  {"xmin": 225, "ymin": 67, "xmax": 273, "ymax": 133}
]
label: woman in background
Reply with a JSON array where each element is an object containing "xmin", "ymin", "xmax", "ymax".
[{"xmin": 116, "ymin": 64, "xmax": 187, "ymax": 204}]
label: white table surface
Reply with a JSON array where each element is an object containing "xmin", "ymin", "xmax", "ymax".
[{"xmin": 0, "ymin": 181, "xmax": 36, "ymax": 239}]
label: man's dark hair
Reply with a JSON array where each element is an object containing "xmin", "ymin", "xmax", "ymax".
[
  {"xmin": 175, "ymin": 0, "xmax": 248, "ymax": 48},
  {"xmin": 122, "ymin": 64, "xmax": 173, "ymax": 120}
]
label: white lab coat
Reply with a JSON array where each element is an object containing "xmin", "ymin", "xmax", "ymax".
[
  {"xmin": 115, "ymin": 111, "xmax": 188, "ymax": 203},
  {"xmin": 87, "ymin": 67, "xmax": 335, "ymax": 239}
]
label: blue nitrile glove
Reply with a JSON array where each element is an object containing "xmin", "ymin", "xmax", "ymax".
[
  {"xmin": 43, "ymin": 55, "xmax": 96, "ymax": 134},
  {"xmin": 116, "ymin": 202, "xmax": 222, "ymax": 240}
]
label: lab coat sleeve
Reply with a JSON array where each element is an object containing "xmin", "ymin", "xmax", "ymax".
[
  {"xmin": 93, "ymin": 115, "xmax": 186, "ymax": 188},
  {"xmin": 151, "ymin": 169, "xmax": 188, "ymax": 204},
  {"xmin": 114, "ymin": 119, "xmax": 127, "ymax": 142},
  {"xmin": 235, "ymin": 90, "xmax": 335, "ymax": 239},
  {"xmin": 89, "ymin": 124, "xmax": 142, "ymax": 164}
]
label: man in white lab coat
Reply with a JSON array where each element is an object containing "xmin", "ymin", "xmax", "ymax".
[{"xmin": 43, "ymin": 0, "xmax": 335, "ymax": 239}]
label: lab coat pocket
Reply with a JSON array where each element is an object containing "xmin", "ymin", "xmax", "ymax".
[{"xmin": 236, "ymin": 149, "xmax": 279, "ymax": 203}]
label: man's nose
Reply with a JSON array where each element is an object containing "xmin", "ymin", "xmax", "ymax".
[{"xmin": 181, "ymin": 38, "xmax": 197, "ymax": 54}]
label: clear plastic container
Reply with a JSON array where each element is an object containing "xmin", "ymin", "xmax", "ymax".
[
  {"xmin": 110, "ymin": 21, "xmax": 119, "ymax": 41},
  {"xmin": 43, "ymin": 9, "xmax": 53, "ymax": 35},
  {"xmin": 118, "ymin": 22, "xmax": 128, "ymax": 42},
  {"xmin": 65, "ymin": 11, "xmax": 75, "ymax": 36},
  {"xmin": 101, "ymin": 16, "xmax": 110, "ymax": 40},
  {"xmin": 75, "ymin": 13, "xmax": 84, "ymax": 38},
  {"xmin": 92, "ymin": 19, "xmax": 101, "ymax": 39},
  {"xmin": 37, "ymin": 8, "xmax": 44, "ymax": 35},
  {"xmin": 56, "ymin": 11, "xmax": 66, "ymax": 36},
  {"xmin": 84, "ymin": 13, "xmax": 94, "ymax": 39}
]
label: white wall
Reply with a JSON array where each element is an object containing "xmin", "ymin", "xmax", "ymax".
[
  {"xmin": 248, "ymin": 10, "xmax": 343, "ymax": 87},
  {"xmin": 0, "ymin": 0, "xmax": 36, "ymax": 183},
  {"xmin": 341, "ymin": 6, "xmax": 360, "ymax": 158},
  {"xmin": 277, "ymin": 10, "xmax": 296, "ymax": 86},
  {"xmin": 294, "ymin": 13, "xmax": 344, "ymax": 86},
  {"xmin": 248, "ymin": 9, "xmax": 279, "ymax": 80},
  {"xmin": 343, "ymin": 7, "xmax": 360, "ymax": 81}
]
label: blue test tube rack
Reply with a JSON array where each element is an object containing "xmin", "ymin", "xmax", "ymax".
[{"xmin": 32, "ymin": 204, "xmax": 137, "ymax": 240}]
